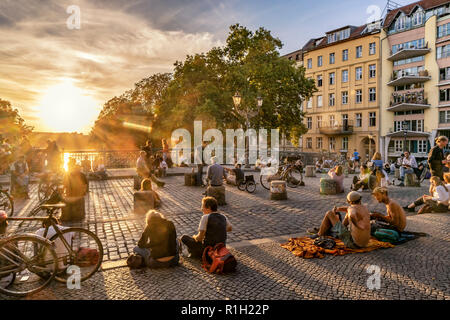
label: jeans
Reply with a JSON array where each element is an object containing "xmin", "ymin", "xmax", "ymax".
[
  {"xmin": 399, "ymin": 167, "xmax": 414, "ymax": 181},
  {"xmin": 133, "ymin": 246, "xmax": 179, "ymax": 268}
]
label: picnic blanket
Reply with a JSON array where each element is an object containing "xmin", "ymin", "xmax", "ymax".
[{"xmin": 281, "ymin": 236, "xmax": 394, "ymax": 259}]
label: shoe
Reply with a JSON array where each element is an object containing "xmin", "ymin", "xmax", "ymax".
[
  {"xmin": 307, "ymin": 227, "xmax": 319, "ymax": 234},
  {"xmin": 403, "ymin": 206, "xmax": 415, "ymax": 212},
  {"xmin": 398, "ymin": 182, "xmax": 404, "ymax": 187}
]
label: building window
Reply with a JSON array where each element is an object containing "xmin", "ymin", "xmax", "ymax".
[
  {"xmin": 356, "ymin": 90, "xmax": 362, "ymax": 104},
  {"xmin": 439, "ymin": 110, "xmax": 450, "ymax": 123},
  {"xmin": 318, "ymin": 55, "xmax": 323, "ymax": 67},
  {"xmin": 392, "ymin": 39, "xmax": 425, "ymax": 54},
  {"xmin": 342, "ymin": 91, "xmax": 348, "ymax": 104},
  {"xmin": 307, "ymin": 117, "xmax": 312, "ymax": 129},
  {"xmin": 356, "ymin": 67, "xmax": 362, "ymax": 80},
  {"xmin": 329, "ymin": 115, "xmax": 335, "ymax": 127},
  {"xmin": 394, "ymin": 140, "xmax": 403, "ymax": 152},
  {"xmin": 317, "ymin": 116, "xmax": 323, "ymax": 128},
  {"xmin": 394, "ymin": 56, "xmax": 424, "ymax": 67},
  {"xmin": 317, "ymin": 137, "xmax": 323, "ymax": 149},
  {"xmin": 438, "ymin": 23, "xmax": 450, "ymax": 38},
  {"xmin": 317, "ymin": 75, "xmax": 323, "ymax": 87},
  {"xmin": 356, "ymin": 46, "xmax": 362, "ymax": 58},
  {"xmin": 412, "ymin": 10, "xmax": 424, "ymax": 26},
  {"xmin": 369, "ymin": 64, "xmax": 376, "ymax": 78},
  {"xmin": 329, "ymin": 52, "xmax": 335, "ymax": 64},
  {"xmin": 437, "ymin": 45, "xmax": 450, "ymax": 59},
  {"xmin": 440, "ymin": 88, "xmax": 450, "ymax": 102},
  {"xmin": 307, "ymin": 58, "xmax": 312, "ymax": 69},
  {"xmin": 395, "ymin": 14, "xmax": 406, "ymax": 31},
  {"xmin": 317, "ymin": 95, "xmax": 323, "ymax": 107},
  {"xmin": 295, "ymin": 54, "xmax": 300, "ymax": 61},
  {"xmin": 369, "ymin": 112, "xmax": 376, "ymax": 127},
  {"xmin": 355, "ymin": 113, "xmax": 362, "ymax": 127},
  {"xmin": 329, "ymin": 137, "xmax": 336, "ymax": 151},
  {"xmin": 306, "ymin": 97, "xmax": 313, "ymax": 109},
  {"xmin": 329, "ymin": 72, "xmax": 335, "ymax": 85},
  {"xmin": 440, "ymin": 67, "xmax": 450, "ymax": 81},
  {"xmin": 306, "ymin": 138, "xmax": 312, "ymax": 149},
  {"xmin": 369, "ymin": 88, "xmax": 376, "ymax": 102},
  {"xmin": 342, "ymin": 49, "xmax": 348, "ymax": 61},
  {"xmin": 418, "ymin": 140, "xmax": 427, "ymax": 153},
  {"xmin": 369, "ymin": 42, "xmax": 376, "ymax": 55},
  {"xmin": 342, "ymin": 70, "xmax": 348, "ymax": 83},
  {"xmin": 342, "ymin": 137, "xmax": 348, "ymax": 151},
  {"xmin": 329, "ymin": 93, "xmax": 335, "ymax": 106}
]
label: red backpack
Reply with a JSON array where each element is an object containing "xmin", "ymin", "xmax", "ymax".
[{"xmin": 202, "ymin": 243, "xmax": 237, "ymax": 274}]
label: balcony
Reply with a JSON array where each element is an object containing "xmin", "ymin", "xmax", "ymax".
[
  {"xmin": 387, "ymin": 147, "xmax": 428, "ymax": 158},
  {"xmin": 386, "ymin": 127, "xmax": 430, "ymax": 138},
  {"xmin": 319, "ymin": 120, "xmax": 353, "ymax": 136},
  {"xmin": 387, "ymin": 91, "xmax": 430, "ymax": 112},
  {"xmin": 387, "ymin": 44, "xmax": 430, "ymax": 62},
  {"xmin": 387, "ymin": 70, "xmax": 431, "ymax": 87}
]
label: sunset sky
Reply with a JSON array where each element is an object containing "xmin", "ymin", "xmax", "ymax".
[{"xmin": 0, "ymin": 0, "xmax": 389, "ymax": 133}]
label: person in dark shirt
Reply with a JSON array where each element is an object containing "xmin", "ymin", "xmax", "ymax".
[
  {"xmin": 428, "ymin": 136, "xmax": 448, "ymax": 180},
  {"xmin": 134, "ymin": 210, "xmax": 179, "ymax": 268},
  {"xmin": 141, "ymin": 140, "xmax": 153, "ymax": 170},
  {"xmin": 180, "ymin": 197, "xmax": 232, "ymax": 259},
  {"xmin": 225, "ymin": 163, "xmax": 244, "ymax": 185}
]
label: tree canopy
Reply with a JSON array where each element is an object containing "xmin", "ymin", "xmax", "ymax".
[{"xmin": 0, "ymin": 98, "xmax": 33, "ymax": 143}]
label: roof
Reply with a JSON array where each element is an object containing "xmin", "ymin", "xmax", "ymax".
[
  {"xmin": 302, "ymin": 24, "xmax": 378, "ymax": 53},
  {"xmin": 383, "ymin": 0, "xmax": 450, "ymax": 28}
]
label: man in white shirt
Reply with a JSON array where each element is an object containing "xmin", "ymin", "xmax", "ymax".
[{"xmin": 399, "ymin": 151, "xmax": 417, "ymax": 187}]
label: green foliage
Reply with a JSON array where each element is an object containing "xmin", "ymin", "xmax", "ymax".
[{"xmin": 0, "ymin": 98, "xmax": 33, "ymax": 143}]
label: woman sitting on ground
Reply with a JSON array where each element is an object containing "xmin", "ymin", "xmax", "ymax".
[
  {"xmin": 133, "ymin": 210, "xmax": 179, "ymax": 268},
  {"xmin": 352, "ymin": 165, "xmax": 372, "ymax": 191},
  {"xmin": 141, "ymin": 178, "xmax": 161, "ymax": 208},
  {"xmin": 405, "ymin": 176, "xmax": 449, "ymax": 214},
  {"xmin": 328, "ymin": 165, "xmax": 345, "ymax": 193}
]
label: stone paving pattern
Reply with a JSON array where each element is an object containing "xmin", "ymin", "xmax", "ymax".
[{"xmin": 2, "ymin": 172, "xmax": 449, "ymax": 300}]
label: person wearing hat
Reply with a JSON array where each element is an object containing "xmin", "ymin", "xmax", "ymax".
[
  {"xmin": 309, "ymin": 191, "xmax": 371, "ymax": 249},
  {"xmin": 428, "ymin": 136, "xmax": 449, "ymax": 180},
  {"xmin": 370, "ymin": 187, "xmax": 406, "ymax": 232}
]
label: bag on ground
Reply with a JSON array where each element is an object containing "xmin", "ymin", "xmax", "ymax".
[
  {"xmin": 202, "ymin": 243, "xmax": 237, "ymax": 274},
  {"xmin": 373, "ymin": 228, "xmax": 400, "ymax": 243}
]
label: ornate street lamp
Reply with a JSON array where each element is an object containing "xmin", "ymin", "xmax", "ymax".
[
  {"xmin": 257, "ymin": 96, "xmax": 263, "ymax": 108},
  {"xmin": 233, "ymin": 92, "xmax": 242, "ymax": 108}
]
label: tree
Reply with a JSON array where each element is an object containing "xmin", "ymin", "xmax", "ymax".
[
  {"xmin": 153, "ymin": 24, "xmax": 316, "ymax": 145},
  {"xmin": 0, "ymin": 98, "xmax": 33, "ymax": 144}
]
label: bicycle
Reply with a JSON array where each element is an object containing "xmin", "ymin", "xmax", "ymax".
[
  {"xmin": 237, "ymin": 175, "xmax": 257, "ymax": 193},
  {"xmin": 260, "ymin": 162, "xmax": 303, "ymax": 190},
  {"xmin": 37, "ymin": 171, "xmax": 63, "ymax": 202},
  {"xmin": 0, "ymin": 203, "xmax": 103, "ymax": 297},
  {"xmin": 0, "ymin": 187, "xmax": 14, "ymax": 217}
]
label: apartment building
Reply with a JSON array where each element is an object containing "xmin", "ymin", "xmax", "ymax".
[
  {"xmin": 301, "ymin": 22, "xmax": 381, "ymax": 162},
  {"xmin": 380, "ymin": 0, "xmax": 450, "ymax": 162}
]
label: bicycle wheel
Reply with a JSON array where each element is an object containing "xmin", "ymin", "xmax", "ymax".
[
  {"xmin": 49, "ymin": 227, "xmax": 103, "ymax": 283},
  {"xmin": 0, "ymin": 234, "xmax": 58, "ymax": 297},
  {"xmin": 260, "ymin": 174, "xmax": 271, "ymax": 190},
  {"xmin": 237, "ymin": 181, "xmax": 246, "ymax": 191},
  {"xmin": 245, "ymin": 181, "xmax": 256, "ymax": 193},
  {"xmin": 419, "ymin": 168, "xmax": 428, "ymax": 183},
  {"xmin": 286, "ymin": 168, "xmax": 303, "ymax": 188},
  {"xmin": 0, "ymin": 190, "xmax": 14, "ymax": 217}
]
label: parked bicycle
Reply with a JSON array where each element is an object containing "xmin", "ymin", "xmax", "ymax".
[
  {"xmin": 0, "ymin": 186, "xmax": 14, "ymax": 217},
  {"xmin": 260, "ymin": 162, "xmax": 303, "ymax": 190},
  {"xmin": 0, "ymin": 203, "xmax": 103, "ymax": 297},
  {"xmin": 37, "ymin": 171, "xmax": 63, "ymax": 202}
]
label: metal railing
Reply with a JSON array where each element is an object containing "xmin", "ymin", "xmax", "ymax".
[{"xmin": 390, "ymin": 91, "xmax": 428, "ymax": 106}]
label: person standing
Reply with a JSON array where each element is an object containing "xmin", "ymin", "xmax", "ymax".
[
  {"xmin": 428, "ymin": 136, "xmax": 448, "ymax": 180},
  {"xmin": 194, "ymin": 141, "xmax": 208, "ymax": 186},
  {"xmin": 398, "ymin": 151, "xmax": 418, "ymax": 187}
]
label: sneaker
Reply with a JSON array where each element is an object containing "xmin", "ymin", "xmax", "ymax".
[
  {"xmin": 307, "ymin": 227, "xmax": 319, "ymax": 234},
  {"xmin": 403, "ymin": 206, "xmax": 415, "ymax": 212}
]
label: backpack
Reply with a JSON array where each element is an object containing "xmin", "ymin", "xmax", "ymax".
[
  {"xmin": 76, "ymin": 247, "xmax": 100, "ymax": 267},
  {"xmin": 202, "ymin": 243, "xmax": 237, "ymax": 274},
  {"xmin": 373, "ymin": 228, "xmax": 400, "ymax": 243}
]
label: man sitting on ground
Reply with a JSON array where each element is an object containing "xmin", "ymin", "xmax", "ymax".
[
  {"xmin": 308, "ymin": 191, "xmax": 371, "ymax": 249},
  {"xmin": 180, "ymin": 197, "xmax": 232, "ymax": 258},
  {"xmin": 351, "ymin": 165, "xmax": 371, "ymax": 191},
  {"xmin": 370, "ymin": 187, "xmax": 406, "ymax": 232}
]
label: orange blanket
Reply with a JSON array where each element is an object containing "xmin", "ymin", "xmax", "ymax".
[{"xmin": 281, "ymin": 236, "xmax": 395, "ymax": 259}]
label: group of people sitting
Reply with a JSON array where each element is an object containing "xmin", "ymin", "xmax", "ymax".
[
  {"xmin": 308, "ymin": 188, "xmax": 406, "ymax": 249},
  {"xmin": 80, "ymin": 155, "xmax": 108, "ymax": 180},
  {"xmin": 129, "ymin": 197, "xmax": 231, "ymax": 269}
]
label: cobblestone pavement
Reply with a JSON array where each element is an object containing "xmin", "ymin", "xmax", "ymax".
[{"xmin": 2, "ymin": 174, "xmax": 449, "ymax": 300}]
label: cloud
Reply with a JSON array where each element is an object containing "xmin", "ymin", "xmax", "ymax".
[{"xmin": 0, "ymin": 0, "xmax": 224, "ymax": 132}]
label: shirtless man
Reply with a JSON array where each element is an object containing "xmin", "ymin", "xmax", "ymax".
[
  {"xmin": 311, "ymin": 191, "xmax": 371, "ymax": 248},
  {"xmin": 370, "ymin": 187, "xmax": 406, "ymax": 232}
]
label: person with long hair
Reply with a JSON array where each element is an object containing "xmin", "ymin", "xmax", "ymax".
[
  {"xmin": 328, "ymin": 165, "xmax": 344, "ymax": 193},
  {"xmin": 428, "ymin": 136, "xmax": 449, "ymax": 180},
  {"xmin": 133, "ymin": 210, "xmax": 179, "ymax": 268},
  {"xmin": 405, "ymin": 176, "xmax": 449, "ymax": 214},
  {"xmin": 140, "ymin": 178, "xmax": 161, "ymax": 208}
]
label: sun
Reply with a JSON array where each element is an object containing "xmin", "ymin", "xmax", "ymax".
[{"xmin": 37, "ymin": 79, "xmax": 100, "ymax": 133}]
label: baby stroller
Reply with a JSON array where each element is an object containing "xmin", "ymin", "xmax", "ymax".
[{"xmin": 237, "ymin": 175, "xmax": 256, "ymax": 193}]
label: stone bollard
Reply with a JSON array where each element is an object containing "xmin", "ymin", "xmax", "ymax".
[
  {"xmin": 184, "ymin": 172, "xmax": 196, "ymax": 186},
  {"xmin": 133, "ymin": 175, "xmax": 143, "ymax": 190},
  {"xmin": 405, "ymin": 173, "xmax": 419, "ymax": 187},
  {"xmin": 305, "ymin": 165, "xmax": 316, "ymax": 177},
  {"xmin": 270, "ymin": 180, "xmax": 287, "ymax": 200},
  {"xmin": 206, "ymin": 185, "xmax": 226, "ymax": 205},
  {"xmin": 320, "ymin": 178, "xmax": 336, "ymax": 195}
]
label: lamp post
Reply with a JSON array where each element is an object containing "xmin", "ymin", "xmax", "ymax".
[
  {"xmin": 368, "ymin": 134, "xmax": 373, "ymax": 160},
  {"xmin": 402, "ymin": 120, "xmax": 408, "ymax": 152},
  {"xmin": 232, "ymin": 92, "xmax": 262, "ymax": 168}
]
